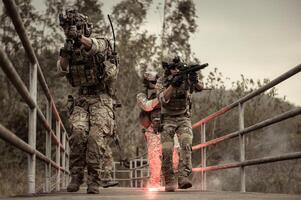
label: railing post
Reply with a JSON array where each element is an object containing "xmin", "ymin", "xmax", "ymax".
[
  {"xmin": 55, "ymin": 120, "xmax": 61, "ymax": 191},
  {"xmin": 130, "ymin": 161, "xmax": 133, "ymax": 188},
  {"xmin": 66, "ymin": 141, "xmax": 70, "ymax": 186},
  {"xmin": 147, "ymin": 159, "xmax": 150, "ymax": 185},
  {"xmin": 239, "ymin": 103, "xmax": 246, "ymax": 192},
  {"xmin": 62, "ymin": 130, "xmax": 66, "ymax": 188},
  {"xmin": 28, "ymin": 63, "xmax": 37, "ymax": 194},
  {"xmin": 113, "ymin": 162, "xmax": 116, "ymax": 182},
  {"xmin": 201, "ymin": 123, "xmax": 207, "ymax": 191},
  {"xmin": 45, "ymin": 101, "xmax": 52, "ymax": 192},
  {"xmin": 134, "ymin": 159, "xmax": 137, "ymax": 187},
  {"xmin": 140, "ymin": 157, "xmax": 143, "ymax": 188}
]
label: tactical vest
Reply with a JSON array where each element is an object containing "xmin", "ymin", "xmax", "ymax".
[
  {"xmin": 66, "ymin": 48, "xmax": 105, "ymax": 88},
  {"xmin": 161, "ymin": 76, "xmax": 191, "ymax": 116}
]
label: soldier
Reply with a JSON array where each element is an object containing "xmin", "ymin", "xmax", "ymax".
[
  {"xmin": 137, "ymin": 71, "xmax": 180, "ymax": 189},
  {"xmin": 57, "ymin": 9, "xmax": 118, "ymax": 194},
  {"xmin": 156, "ymin": 56, "xmax": 204, "ymax": 192}
]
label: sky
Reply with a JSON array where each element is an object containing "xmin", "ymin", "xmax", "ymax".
[{"xmin": 30, "ymin": 0, "xmax": 301, "ymax": 106}]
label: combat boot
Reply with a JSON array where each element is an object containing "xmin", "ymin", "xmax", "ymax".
[
  {"xmin": 164, "ymin": 177, "xmax": 177, "ymax": 192},
  {"xmin": 67, "ymin": 175, "xmax": 83, "ymax": 192},
  {"xmin": 178, "ymin": 177, "xmax": 192, "ymax": 189},
  {"xmin": 165, "ymin": 183, "xmax": 176, "ymax": 192},
  {"xmin": 87, "ymin": 183, "xmax": 100, "ymax": 194},
  {"xmin": 102, "ymin": 180, "xmax": 119, "ymax": 188}
]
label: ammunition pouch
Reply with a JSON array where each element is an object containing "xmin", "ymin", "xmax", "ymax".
[
  {"xmin": 162, "ymin": 82, "xmax": 189, "ymax": 113},
  {"xmin": 67, "ymin": 52, "xmax": 105, "ymax": 87},
  {"xmin": 67, "ymin": 63, "xmax": 104, "ymax": 87},
  {"xmin": 162, "ymin": 95, "xmax": 188, "ymax": 112}
]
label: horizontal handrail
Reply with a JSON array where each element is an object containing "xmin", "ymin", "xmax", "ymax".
[
  {"xmin": 193, "ymin": 151, "xmax": 301, "ymax": 172},
  {"xmin": 2, "ymin": 0, "xmax": 67, "ymax": 135},
  {"xmin": 0, "ymin": 47, "xmax": 66, "ymax": 152},
  {"xmin": 192, "ymin": 64, "xmax": 301, "ymax": 129},
  {"xmin": 130, "ymin": 164, "xmax": 149, "ymax": 170},
  {"xmin": 192, "ymin": 107, "xmax": 301, "ymax": 150},
  {"xmin": 191, "ymin": 64, "xmax": 301, "ymax": 192},
  {"xmin": 0, "ymin": 48, "xmax": 35, "ymax": 109},
  {"xmin": 0, "ymin": 124, "xmax": 68, "ymax": 173}
]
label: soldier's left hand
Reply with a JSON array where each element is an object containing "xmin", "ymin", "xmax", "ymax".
[{"xmin": 189, "ymin": 71, "xmax": 198, "ymax": 84}]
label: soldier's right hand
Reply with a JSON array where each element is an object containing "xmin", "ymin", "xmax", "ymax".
[{"xmin": 171, "ymin": 75, "xmax": 184, "ymax": 87}]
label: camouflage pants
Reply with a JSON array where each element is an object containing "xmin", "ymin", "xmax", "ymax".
[
  {"xmin": 145, "ymin": 125, "xmax": 180, "ymax": 187},
  {"xmin": 160, "ymin": 115, "xmax": 193, "ymax": 183},
  {"xmin": 68, "ymin": 94, "xmax": 114, "ymax": 186},
  {"xmin": 101, "ymin": 140, "xmax": 113, "ymax": 181}
]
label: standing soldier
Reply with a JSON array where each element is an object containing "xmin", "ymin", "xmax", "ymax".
[
  {"xmin": 156, "ymin": 56, "xmax": 204, "ymax": 192},
  {"xmin": 137, "ymin": 71, "xmax": 180, "ymax": 189},
  {"xmin": 57, "ymin": 9, "xmax": 118, "ymax": 194}
]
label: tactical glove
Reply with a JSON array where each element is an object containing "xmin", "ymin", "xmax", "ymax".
[
  {"xmin": 189, "ymin": 71, "xmax": 198, "ymax": 84},
  {"xmin": 171, "ymin": 75, "xmax": 184, "ymax": 87}
]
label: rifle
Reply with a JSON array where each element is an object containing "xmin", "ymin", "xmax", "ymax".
[
  {"xmin": 176, "ymin": 63, "xmax": 208, "ymax": 76},
  {"xmin": 166, "ymin": 63, "xmax": 208, "ymax": 86}
]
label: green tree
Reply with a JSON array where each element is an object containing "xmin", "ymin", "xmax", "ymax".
[{"xmin": 162, "ymin": 0, "xmax": 197, "ymax": 61}]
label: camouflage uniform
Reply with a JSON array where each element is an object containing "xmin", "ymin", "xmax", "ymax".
[
  {"xmin": 100, "ymin": 135, "xmax": 113, "ymax": 182},
  {"xmin": 156, "ymin": 74, "xmax": 199, "ymax": 190},
  {"xmin": 57, "ymin": 36, "xmax": 118, "ymax": 192},
  {"xmin": 137, "ymin": 87, "xmax": 180, "ymax": 188},
  {"xmin": 100, "ymin": 119, "xmax": 119, "ymax": 188}
]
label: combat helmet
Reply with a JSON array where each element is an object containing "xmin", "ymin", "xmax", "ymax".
[
  {"xmin": 143, "ymin": 71, "xmax": 159, "ymax": 89},
  {"xmin": 59, "ymin": 8, "xmax": 93, "ymax": 37}
]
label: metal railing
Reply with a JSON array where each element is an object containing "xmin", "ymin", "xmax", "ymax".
[
  {"xmin": 0, "ymin": 0, "xmax": 69, "ymax": 194},
  {"xmin": 191, "ymin": 64, "xmax": 301, "ymax": 191},
  {"xmin": 111, "ymin": 154, "xmax": 149, "ymax": 188}
]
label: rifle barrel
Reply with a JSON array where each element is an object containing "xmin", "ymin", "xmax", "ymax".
[{"xmin": 179, "ymin": 63, "xmax": 208, "ymax": 75}]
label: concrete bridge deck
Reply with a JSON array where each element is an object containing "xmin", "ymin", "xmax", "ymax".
[{"xmin": 2, "ymin": 188, "xmax": 300, "ymax": 200}]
